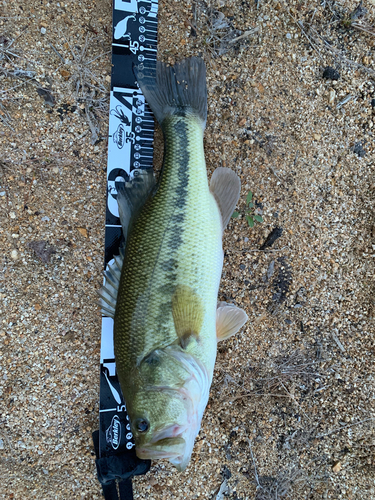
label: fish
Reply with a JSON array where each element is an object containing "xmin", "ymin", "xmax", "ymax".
[{"xmin": 99, "ymin": 57, "xmax": 248, "ymax": 471}]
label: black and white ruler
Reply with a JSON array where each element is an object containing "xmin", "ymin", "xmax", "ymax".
[{"xmin": 93, "ymin": 1, "xmax": 158, "ymax": 498}]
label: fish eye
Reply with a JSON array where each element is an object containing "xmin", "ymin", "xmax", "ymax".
[{"xmin": 135, "ymin": 418, "xmax": 149, "ymax": 433}]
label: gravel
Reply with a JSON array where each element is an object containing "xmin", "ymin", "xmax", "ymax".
[{"xmin": 1, "ymin": 0, "xmax": 375, "ymax": 498}]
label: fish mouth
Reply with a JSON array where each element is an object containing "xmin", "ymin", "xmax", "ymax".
[
  {"xmin": 135, "ymin": 423, "xmax": 197, "ymax": 470},
  {"xmin": 136, "ymin": 437, "xmax": 186, "ymax": 460},
  {"xmin": 150, "ymin": 423, "xmax": 188, "ymax": 443},
  {"xmin": 135, "ymin": 423, "xmax": 188, "ymax": 460}
]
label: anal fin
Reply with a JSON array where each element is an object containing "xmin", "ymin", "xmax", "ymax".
[{"xmin": 216, "ymin": 302, "xmax": 248, "ymax": 342}]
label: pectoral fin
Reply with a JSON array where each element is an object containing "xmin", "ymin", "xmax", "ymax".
[
  {"xmin": 172, "ymin": 286, "xmax": 204, "ymax": 349},
  {"xmin": 210, "ymin": 167, "xmax": 241, "ymax": 229},
  {"xmin": 216, "ymin": 302, "xmax": 248, "ymax": 341}
]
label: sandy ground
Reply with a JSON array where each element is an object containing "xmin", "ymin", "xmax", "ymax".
[{"xmin": 1, "ymin": 0, "xmax": 375, "ymax": 498}]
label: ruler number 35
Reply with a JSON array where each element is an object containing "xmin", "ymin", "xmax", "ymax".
[{"xmin": 126, "ymin": 131, "xmax": 135, "ymax": 144}]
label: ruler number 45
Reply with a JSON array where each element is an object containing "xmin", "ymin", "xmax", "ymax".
[{"xmin": 129, "ymin": 40, "xmax": 139, "ymax": 54}]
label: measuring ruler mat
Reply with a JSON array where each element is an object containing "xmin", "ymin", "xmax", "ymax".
[{"xmin": 94, "ymin": 0, "xmax": 158, "ymax": 492}]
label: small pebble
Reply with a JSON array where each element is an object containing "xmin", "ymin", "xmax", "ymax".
[
  {"xmin": 77, "ymin": 227, "xmax": 88, "ymax": 238},
  {"xmin": 328, "ymin": 89, "xmax": 336, "ymax": 104},
  {"xmin": 322, "ymin": 66, "xmax": 340, "ymax": 81},
  {"xmin": 11, "ymin": 250, "xmax": 18, "ymax": 260},
  {"xmin": 40, "ymin": 27, "xmax": 46, "ymax": 35},
  {"xmin": 267, "ymin": 260, "xmax": 275, "ymax": 279},
  {"xmin": 332, "ymin": 461, "xmax": 342, "ymax": 473},
  {"xmin": 351, "ymin": 142, "xmax": 366, "ymax": 158}
]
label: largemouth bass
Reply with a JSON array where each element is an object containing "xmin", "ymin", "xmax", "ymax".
[{"xmin": 99, "ymin": 57, "xmax": 248, "ymax": 470}]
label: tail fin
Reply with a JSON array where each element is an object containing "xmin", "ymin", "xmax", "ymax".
[{"xmin": 134, "ymin": 57, "xmax": 207, "ymax": 128}]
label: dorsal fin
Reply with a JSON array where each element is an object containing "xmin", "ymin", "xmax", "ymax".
[
  {"xmin": 216, "ymin": 301, "xmax": 248, "ymax": 342},
  {"xmin": 117, "ymin": 169, "xmax": 155, "ymax": 240},
  {"xmin": 209, "ymin": 167, "xmax": 241, "ymax": 229}
]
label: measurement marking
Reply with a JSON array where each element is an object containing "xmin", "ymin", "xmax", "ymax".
[
  {"xmin": 140, "ymin": 46, "xmax": 157, "ymax": 52},
  {"xmin": 112, "ymin": 43, "xmax": 135, "ymax": 48}
]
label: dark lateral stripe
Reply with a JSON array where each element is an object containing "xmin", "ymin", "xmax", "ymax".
[
  {"xmin": 174, "ymin": 108, "xmax": 187, "ymax": 117},
  {"xmin": 160, "ymin": 258, "xmax": 178, "ymax": 272},
  {"xmin": 174, "ymin": 120, "xmax": 189, "ymax": 208},
  {"xmin": 166, "ymin": 118, "xmax": 189, "ymax": 251}
]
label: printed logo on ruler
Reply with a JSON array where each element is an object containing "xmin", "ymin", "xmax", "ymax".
[{"xmin": 107, "ymin": 87, "xmax": 154, "ymax": 225}]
